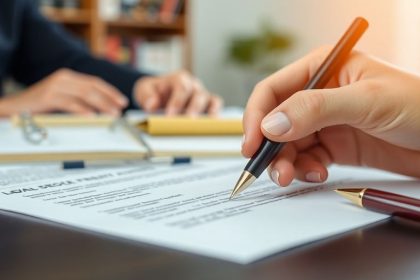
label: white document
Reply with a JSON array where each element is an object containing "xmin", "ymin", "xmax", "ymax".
[
  {"xmin": 143, "ymin": 135, "xmax": 242, "ymax": 156},
  {"xmin": 0, "ymin": 160, "xmax": 418, "ymax": 264},
  {"xmin": 0, "ymin": 121, "xmax": 146, "ymax": 155},
  {"xmin": 0, "ymin": 163, "xmax": 111, "ymax": 187}
]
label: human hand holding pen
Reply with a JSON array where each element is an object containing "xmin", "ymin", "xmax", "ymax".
[{"xmin": 242, "ymin": 47, "xmax": 420, "ymax": 187}]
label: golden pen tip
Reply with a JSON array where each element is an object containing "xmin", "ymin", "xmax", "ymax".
[{"xmin": 229, "ymin": 171, "xmax": 257, "ymax": 199}]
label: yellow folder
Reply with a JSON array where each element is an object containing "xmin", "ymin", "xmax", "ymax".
[
  {"xmin": 137, "ymin": 116, "xmax": 243, "ymax": 136},
  {"xmin": 12, "ymin": 114, "xmax": 244, "ymax": 135}
]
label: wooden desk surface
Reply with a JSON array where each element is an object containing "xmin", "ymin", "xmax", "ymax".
[{"xmin": 0, "ymin": 210, "xmax": 419, "ymax": 280}]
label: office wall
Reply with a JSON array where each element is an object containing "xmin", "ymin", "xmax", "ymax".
[
  {"xmin": 190, "ymin": 0, "xmax": 400, "ymax": 106},
  {"xmin": 395, "ymin": 0, "xmax": 420, "ymax": 74}
]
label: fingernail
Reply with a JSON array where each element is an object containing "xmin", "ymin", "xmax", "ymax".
[
  {"xmin": 305, "ymin": 172, "xmax": 322, "ymax": 183},
  {"xmin": 262, "ymin": 112, "xmax": 291, "ymax": 136},
  {"xmin": 270, "ymin": 169, "xmax": 280, "ymax": 185}
]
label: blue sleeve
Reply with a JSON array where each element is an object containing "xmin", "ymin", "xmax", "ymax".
[{"xmin": 10, "ymin": 0, "xmax": 148, "ymax": 108}]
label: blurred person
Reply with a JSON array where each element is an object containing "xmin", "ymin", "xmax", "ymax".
[{"xmin": 0, "ymin": 0, "xmax": 222, "ymax": 117}]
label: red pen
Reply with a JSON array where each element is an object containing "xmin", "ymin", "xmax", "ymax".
[{"xmin": 335, "ymin": 188, "xmax": 420, "ymax": 222}]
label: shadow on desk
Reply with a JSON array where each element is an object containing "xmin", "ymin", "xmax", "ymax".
[{"xmin": 0, "ymin": 210, "xmax": 419, "ymax": 280}]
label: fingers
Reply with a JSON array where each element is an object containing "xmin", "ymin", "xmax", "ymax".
[
  {"xmin": 184, "ymin": 81, "xmax": 209, "ymax": 116},
  {"xmin": 242, "ymin": 47, "xmax": 332, "ymax": 158},
  {"xmin": 72, "ymin": 89, "xmax": 121, "ymax": 116},
  {"xmin": 184, "ymin": 81, "xmax": 223, "ymax": 116},
  {"xmin": 268, "ymin": 144, "xmax": 297, "ymax": 187},
  {"xmin": 165, "ymin": 72, "xmax": 194, "ymax": 115},
  {"xmin": 207, "ymin": 95, "xmax": 224, "ymax": 116},
  {"xmin": 294, "ymin": 154, "xmax": 329, "ymax": 183},
  {"xmin": 48, "ymin": 93, "xmax": 94, "ymax": 115},
  {"xmin": 268, "ymin": 143, "xmax": 331, "ymax": 187},
  {"xmin": 134, "ymin": 71, "xmax": 222, "ymax": 115},
  {"xmin": 68, "ymin": 72, "xmax": 127, "ymax": 116},
  {"xmin": 260, "ymin": 81, "xmax": 374, "ymax": 143},
  {"xmin": 242, "ymin": 108, "xmax": 266, "ymax": 158},
  {"xmin": 90, "ymin": 77, "xmax": 128, "ymax": 108},
  {"xmin": 38, "ymin": 69, "xmax": 127, "ymax": 116},
  {"xmin": 134, "ymin": 77, "xmax": 163, "ymax": 113}
]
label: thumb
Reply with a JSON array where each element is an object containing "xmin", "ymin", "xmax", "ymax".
[{"xmin": 261, "ymin": 82, "xmax": 373, "ymax": 142}]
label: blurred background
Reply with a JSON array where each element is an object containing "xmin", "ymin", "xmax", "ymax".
[{"xmin": 35, "ymin": 0, "xmax": 420, "ymax": 106}]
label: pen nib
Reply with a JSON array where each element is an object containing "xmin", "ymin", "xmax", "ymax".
[
  {"xmin": 229, "ymin": 171, "xmax": 256, "ymax": 199},
  {"xmin": 335, "ymin": 188, "xmax": 365, "ymax": 207}
]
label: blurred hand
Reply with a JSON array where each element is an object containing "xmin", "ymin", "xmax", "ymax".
[
  {"xmin": 0, "ymin": 69, "xmax": 128, "ymax": 117},
  {"xmin": 134, "ymin": 71, "xmax": 223, "ymax": 115},
  {"xmin": 242, "ymin": 47, "xmax": 420, "ymax": 187}
]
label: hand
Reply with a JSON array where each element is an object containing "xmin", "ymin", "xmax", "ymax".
[
  {"xmin": 242, "ymin": 47, "xmax": 420, "ymax": 187},
  {"xmin": 0, "ymin": 69, "xmax": 128, "ymax": 117},
  {"xmin": 134, "ymin": 71, "xmax": 223, "ymax": 115}
]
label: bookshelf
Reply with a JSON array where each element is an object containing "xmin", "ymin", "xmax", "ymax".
[{"xmin": 39, "ymin": 0, "xmax": 191, "ymax": 72}]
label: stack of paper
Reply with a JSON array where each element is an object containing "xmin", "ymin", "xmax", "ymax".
[{"xmin": 0, "ymin": 159, "xmax": 418, "ymax": 263}]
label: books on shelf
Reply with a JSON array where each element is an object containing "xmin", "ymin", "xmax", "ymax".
[
  {"xmin": 106, "ymin": 35, "xmax": 184, "ymax": 74},
  {"xmin": 99, "ymin": 0, "xmax": 185, "ymax": 22},
  {"xmin": 38, "ymin": 0, "xmax": 81, "ymax": 13},
  {"xmin": 99, "ymin": 0, "xmax": 122, "ymax": 20}
]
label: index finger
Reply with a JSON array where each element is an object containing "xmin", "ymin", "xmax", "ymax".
[
  {"xmin": 242, "ymin": 47, "xmax": 330, "ymax": 157},
  {"xmin": 91, "ymin": 78, "xmax": 128, "ymax": 108},
  {"xmin": 73, "ymin": 72, "xmax": 128, "ymax": 108}
]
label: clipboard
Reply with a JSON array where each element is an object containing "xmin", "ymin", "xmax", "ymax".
[{"xmin": 2, "ymin": 113, "xmax": 242, "ymax": 163}]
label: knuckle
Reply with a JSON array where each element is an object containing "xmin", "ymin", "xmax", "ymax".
[
  {"xmin": 90, "ymin": 76, "xmax": 103, "ymax": 86},
  {"xmin": 253, "ymin": 81, "xmax": 268, "ymax": 93},
  {"xmin": 136, "ymin": 77, "xmax": 152, "ymax": 89},
  {"xmin": 55, "ymin": 68, "xmax": 71, "ymax": 78},
  {"xmin": 176, "ymin": 70, "xmax": 191, "ymax": 79},
  {"xmin": 194, "ymin": 89, "xmax": 208, "ymax": 99},
  {"xmin": 175, "ymin": 71, "xmax": 193, "ymax": 88},
  {"xmin": 57, "ymin": 68, "xmax": 71, "ymax": 75},
  {"xmin": 42, "ymin": 89, "xmax": 56, "ymax": 101},
  {"xmin": 297, "ymin": 91, "xmax": 326, "ymax": 118}
]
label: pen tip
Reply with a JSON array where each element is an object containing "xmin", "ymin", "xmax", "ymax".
[
  {"xmin": 229, "ymin": 171, "xmax": 256, "ymax": 199},
  {"xmin": 334, "ymin": 188, "xmax": 366, "ymax": 208}
]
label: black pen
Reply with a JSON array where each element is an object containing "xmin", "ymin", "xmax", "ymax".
[{"xmin": 230, "ymin": 17, "xmax": 369, "ymax": 199}]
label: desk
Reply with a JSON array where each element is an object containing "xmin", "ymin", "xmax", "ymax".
[{"xmin": 0, "ymin": 210, "xmax": 419, "ymax": 280}]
